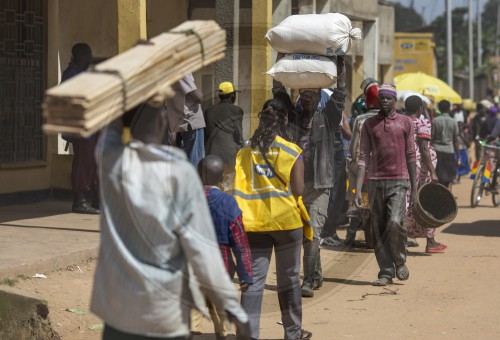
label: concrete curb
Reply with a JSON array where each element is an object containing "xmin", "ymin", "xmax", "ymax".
[
  {"xmin": 0, "ymin": 247, "xmax": 98, "ymax": 279},
  {"xmin": 0, "ymin": 286, "xmax": 61, "ymax": 339}
]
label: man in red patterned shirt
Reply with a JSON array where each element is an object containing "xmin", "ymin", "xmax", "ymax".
[
  {"xmin": 195, "ymin": 155, "xmax": 253, "ymax": 339},
  {"xmin": 355, "ymin": 84, "xmax": 417, "ymax": 286}
]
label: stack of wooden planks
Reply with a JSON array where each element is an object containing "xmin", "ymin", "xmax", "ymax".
[{"xmin": 43, "ymin": 20, "xmax": 226, "ymax": 137}]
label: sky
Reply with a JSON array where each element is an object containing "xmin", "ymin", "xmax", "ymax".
[{"xmin": 391, "ymin": 0, "xmax": 488, "ymax": 24}]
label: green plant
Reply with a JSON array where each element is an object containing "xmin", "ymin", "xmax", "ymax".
[{"xmin": 0, "ymin": 277, "xmax": 19, "ymax": 287}]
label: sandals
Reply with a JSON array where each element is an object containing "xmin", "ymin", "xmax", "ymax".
[
  {"xmin": 396, "ymin": 264, "xmax": 410, "ymax": 281},
  {"xmin": 299, "ymin": 328, "xmax": 313, "ymax": 339},
  {"xmin": 372, "ymin": 277, "xmax": 393, "ymax": 286},
  {"xmin": 406, "ymin": 238, "xmax": 419, "ymax": 247},
  {"xmin": 426, "ymin": 243, "xmax": 447, "ymax": 253}
]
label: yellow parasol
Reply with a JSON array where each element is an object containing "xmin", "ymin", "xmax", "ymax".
[{"xmin": 394, "ymin": 72, "xmax": 462, "ymax": 104}]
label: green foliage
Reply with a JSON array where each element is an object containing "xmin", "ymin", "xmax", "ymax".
[
  {"xmin": 16, "ymin": 274, "xmax": 31, "ymax": 281},
  {"xmin": 0, "ymin": 277, "xmax": 19, "ymax": 287},
  {"xmin": 432, "ymin": 7, "xmax": 471, "ymax": 80},
  {"xmin": 396, "ymin": 0, "xmax": 499, "ymax": 82},
  {"xmin": 394, "ymin": 4, "xmax": 425, "ymax": 32},
  {"xmin": 481, "ymin": 0, "xmax": 500, "ymax": 59}
]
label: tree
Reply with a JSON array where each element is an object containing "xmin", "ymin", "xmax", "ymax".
[
  {"xmin": 481, "ymin": 0, "xmax": 500, "ymax": 61},
  {"xmin": 394, "ymin": 4, "xmax": 425, "ymax": 32},
  {"xmin": 431, "ymin": 7, "xmax": 471, "ymax": 81}
]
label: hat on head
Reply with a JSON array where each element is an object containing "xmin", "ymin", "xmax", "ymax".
[
  {"xmin": 364, "ymin": 83, "xmax": 380, "ymax": 110},
  {"xmin": 378, "ymin": 83, "xmax": 397, "ymax": 98},
  {"xmin": 218, "ymin": 82, "xmax": 240, "ymax": 95},
  {"xmin": 361, "ymin": 78, "xmax": 378, "ymax": 92}
]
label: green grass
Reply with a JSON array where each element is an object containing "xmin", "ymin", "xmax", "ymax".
[
  {"xmin": 0, "ymin": 277, "xmax": 19, "ymax": 287},
  {"xmin": 16, "ymin": 274, "xmax": 32, "ymax": 281},
  {"xmin": 0, "ymin": 274, "xmax": 31, "ymax": 287}
]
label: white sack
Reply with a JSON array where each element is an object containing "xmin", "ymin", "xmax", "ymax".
[
  {"xmin": 265, "ymin": 13, "xmax": 362, "ymax": 56},
  {"xmin": 267, "ymin": 54, "xmax": 337, "ymax": 89}
]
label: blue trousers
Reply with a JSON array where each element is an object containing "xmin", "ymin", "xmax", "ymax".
[{"xmin": 176, "ymin": 128, "xmax": 205, "ymax": 167}]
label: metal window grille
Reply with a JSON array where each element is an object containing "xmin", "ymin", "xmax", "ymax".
[{"xmin": 0, "ymin": 0, "xmax": 45, "ymax": 163}]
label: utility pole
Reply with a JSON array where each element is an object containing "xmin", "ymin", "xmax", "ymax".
[
  {"xmin": 496, "ymin": 4, "xmax": 500, "ymax": 59},
  {"xmin": 447, "ymin": 0, "xmax": 453, "ymax": 87},
  {"xmin": 477, "ymin": 0, "xmax": 482, "ymax": 67},
  {"xmin": 469, "ymin": 0, "xmax": 474, "ymax": 100},
  {"xmin": 496, "ymin": 4, "xmax": 500, "ymax": 90}
]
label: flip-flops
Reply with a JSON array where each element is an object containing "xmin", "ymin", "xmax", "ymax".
[
  {"xmin": 396, "ymin": 264, "xmax": 410, "ymax": 280},
  {"xmin": 426, "ymin": 243, "xmax": 448, "ymax": 253},
  {"xmin": 299, "ymin": 328, "xmax": 313, "ymax": 339},
  {"xmin": 372, "ymin": 277, "xmax": 393, "ymax": 286},
  {"xmin": 406, "ymin": 238, "xmax": 419, "ymax": 247}
]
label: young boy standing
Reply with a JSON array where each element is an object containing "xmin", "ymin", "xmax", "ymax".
[{"xmin": 194, "ymin": 155, "xmax": 253, "ymax": 339}]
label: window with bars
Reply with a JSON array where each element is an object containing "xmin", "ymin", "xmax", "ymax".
[{"xmin": 0, "ymin": 0, "xmax": 46, "ymax": 163}]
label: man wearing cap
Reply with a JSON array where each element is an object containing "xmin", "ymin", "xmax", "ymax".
[
  {"xmin": 355, "ymin": 83, "xmax": 417, "ymax": 286},
  {"xmin": 204, "ymin": 82, "xmax": 245, "ymax": 191},
  {"xmin": 287, "ymin": 56, "xmax": 346, "ymax": 297}
]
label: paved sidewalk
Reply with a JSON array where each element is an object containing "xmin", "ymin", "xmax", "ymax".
[{"xmin": 0, "ymin": 200, "xmax": 100, "ymax": 278}]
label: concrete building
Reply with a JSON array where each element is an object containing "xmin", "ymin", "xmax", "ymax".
[{"xmin": 0, "ymin": 0, "xmax": 394, "ymax": 203}]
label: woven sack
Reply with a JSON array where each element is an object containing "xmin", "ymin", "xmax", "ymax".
[
  {"xmin": 267, "ymin": 54, "xmax": 337, "ymax": 89},
  {"xmin": 265, "ymin": 13, "xmax": 362, "ymax": 56}
]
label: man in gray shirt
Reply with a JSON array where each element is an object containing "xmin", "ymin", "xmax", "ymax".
[
  {"xmin": 91, "ymin": 101, "xmax": 248, "ymax": 339},
  {"xmin": 431, "ymin": 100, "xmax": 460, "ymax": 191},
  {"xmin": 165, "ymin": 73, "xmax": 206, "ymax": 167}
]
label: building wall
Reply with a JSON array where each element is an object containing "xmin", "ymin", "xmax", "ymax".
[
  {"xmin": 378, "ymin": 3, "xmax": 394, "ymax": 66},
  {"xmin": 59, "ymin": 1, "xmax": 119, "ymax": 66},
  {"xmin": 329, "ymin": 0, "xmax": 377, "ymax": 21},
  {"xmin": 146, "ymin": 0, "xmax": 188, "ymax": 37}
]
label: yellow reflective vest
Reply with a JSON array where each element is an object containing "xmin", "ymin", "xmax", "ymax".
[{"xmin": 234, "ymin": 135, "xmax": 311, "ymax": 238}]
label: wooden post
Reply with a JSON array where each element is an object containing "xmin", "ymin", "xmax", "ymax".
[
  {"xmin": 250, "ymin": 0, "xmax": 272, "ymax": 134},
  {"xmin": 117, "ymin": 0, "xmax": 147, "ymax": 53}
]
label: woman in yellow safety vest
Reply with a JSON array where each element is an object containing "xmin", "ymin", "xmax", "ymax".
[{"xmin": 234, "ymin": 99, "xmax": 312, "ymax": 339}]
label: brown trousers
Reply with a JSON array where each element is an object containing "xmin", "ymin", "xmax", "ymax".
[{"xmin": 71, "ymin": 133, "xmax": 99, "ymax": 193}]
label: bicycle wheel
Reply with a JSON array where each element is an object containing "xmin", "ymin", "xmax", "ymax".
[
  {"xmin": 471, "ymin": 165, "xmax": 485, "ymax": 208},
  {"xmin": 492, "ymin": 166, "xmax": 500, "ymax": 207}
]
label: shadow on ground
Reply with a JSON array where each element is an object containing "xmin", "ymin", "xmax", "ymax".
[
  {"xmin": 193, "ymin": 334, "xmax": 280, "ymax": 340},
  {"xmin": 442, "ymin": 220, "xmax": 500, "ymax": 237},
  {"xmin": 406, "ymin": 251, "xmax": 433, "ymax": 257},
  {"xmin": 323, "ymin": 277, "xmax": 373, "ymax": 286},
  {"xmin": 0, "ymin": 200, "xmax": 71, "ymax": 224},
  {"xmin": 0, "ymin": 223, "xmax": 99, "ymax": 233}
]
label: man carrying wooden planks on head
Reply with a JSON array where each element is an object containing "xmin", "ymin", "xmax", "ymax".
[{"xmin": 91, "ymin": 100, "xmax": 250, "ymax": 340}]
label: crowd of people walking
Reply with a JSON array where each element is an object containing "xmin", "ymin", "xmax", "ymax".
[{"xmin": 58, "ymin": 42, "xmax": 500, "ymax": 339}]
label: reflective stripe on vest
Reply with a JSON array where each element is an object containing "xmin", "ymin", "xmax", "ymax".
[{"xmin": 234, "ymin": 135, "xmax": 303, "ymax": 232}]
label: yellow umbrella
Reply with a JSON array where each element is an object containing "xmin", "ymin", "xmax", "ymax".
[{"xmin": 394, "ymin": 72, "xmax": 462, "ymax": 104}]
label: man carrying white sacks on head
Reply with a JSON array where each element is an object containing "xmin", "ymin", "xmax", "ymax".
[
  {"xmin": 291, "ymin": 59, "xmax": 346, "ymax": 297},
  {"xmin": 266, "ymin": 12, "xmax": 361, "ymax": 298}
]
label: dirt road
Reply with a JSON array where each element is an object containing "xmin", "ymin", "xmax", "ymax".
[{"xmin": 9, "ymin": 179, "xmax": 500, "ymax": 339}]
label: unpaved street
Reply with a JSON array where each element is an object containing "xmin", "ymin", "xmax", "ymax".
[{"xmin": 9, "ymin": 179, "xmax": 500, "ymax": 340}]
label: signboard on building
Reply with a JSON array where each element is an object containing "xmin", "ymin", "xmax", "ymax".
[{"xmin": 393, "ymin": 33, "xmax": 436, "ymax": 77}]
